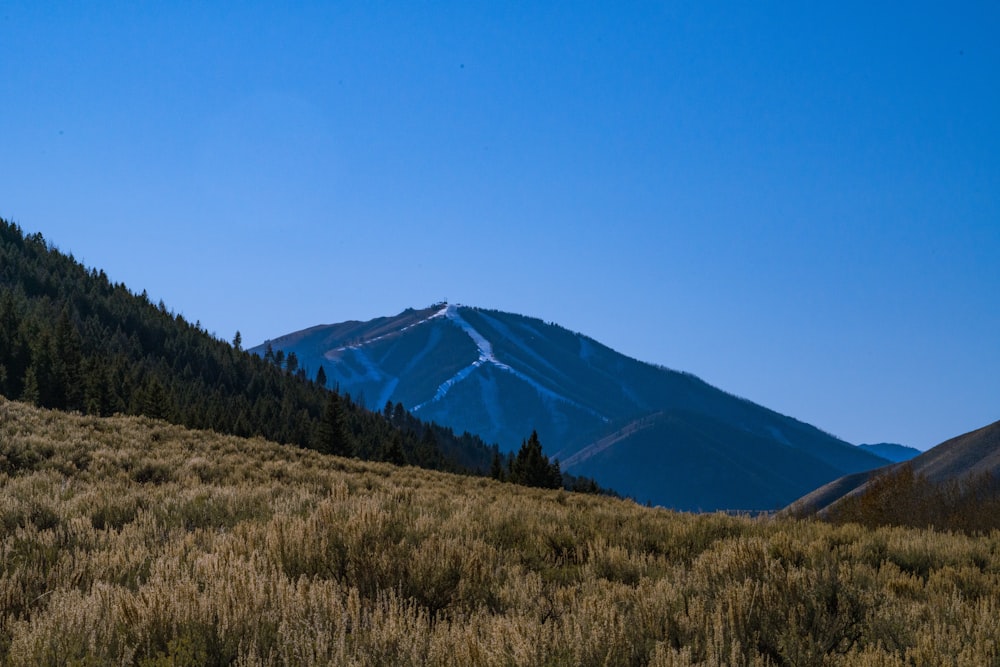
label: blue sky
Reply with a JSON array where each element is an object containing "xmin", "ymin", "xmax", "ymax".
[{"xmin": 2, "ymin": 2, "xmax": 997, "ymax": 450}]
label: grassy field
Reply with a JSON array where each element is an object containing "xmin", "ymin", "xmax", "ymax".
[{"xmin": 1, "ymin": 397, "xmax": 998, "ymax": 666}]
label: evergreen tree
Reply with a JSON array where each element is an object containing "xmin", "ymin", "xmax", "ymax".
[
  {"xmin": 313, "ymin": 391, "xmax": 350, "ymax": 457},
  {"xmin": 137, "ymin": 376, "xmax": 169, "ymax": 420},
  {"xmin": 285, "ymin": 352, "xmax": 298, "ymax": 375},
  {"xmin": 20, "ymin": 365, "xmax": 40, "ymax": 405},
  {"xmin": 415, "ymin": 427, "xmax": 444, "ymax": 469},
  {"xmin": 490, "ymin": 447, "xmax": 505, "ymax": 481},
  {"xmin": 392, "ymin": 402, "xmax": 406, "ymax": 427},
  {"xmin": 53, "ymin": 306, "xmax": 83, "ymax": 410},
  {"xmin": 315, "ymin": 365, "xmax": 327, "ymax": 388},
  {"xmin": 380, "ymin": 432, "xmax": 407, "ymax": 466},
  {"xmin": 509, "ymin": 430, "xmax": 562, "ymax": 489},
  {"xmin": 82, "ymin": 356, "xmax": 108, "ymax": 416}
]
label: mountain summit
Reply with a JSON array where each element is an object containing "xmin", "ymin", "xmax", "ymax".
[{"xmin": 252, "ymin": 303, "xmax": 887, "ymax": 510}]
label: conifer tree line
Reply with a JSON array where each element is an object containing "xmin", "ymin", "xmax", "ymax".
[
  {"xmin": 487, "ymin": 429, "xmax": 606, "ymax": 493},
  {"xmin": 0, "ymin": 219, "xmax": 493, "ymax": 472},
  {"xmin": 0, "ymin": 219, "xmax": 608, "ymax": 493}
]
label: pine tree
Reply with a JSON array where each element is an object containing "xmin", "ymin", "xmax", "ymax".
[
  {"xmin": 509, "ymin": 430, "xmax": 562, "ymax": 489},
  {"xmin": 380, "ymin": 433, "xmax": 407, "ymax": 466},
  {"xmin": 315, "ymin": 365, "xmax": 327, "ymax": 388},
  {"xmin": 415, "ymin": 428, "xmax": 444, "ymax": 469},
  {"xmin": 490, "ymin": 447, "xmax": 505, "ymax": 481},
  {"xmin": 392, "ymin": 402, "xmax": 406, "ymax": 427},
  {"xmin": 20, "ymin": 365, "xmax": 40, "ymax": 405},
  {"xmin": 53, "ymin": 306, "xmax": 83, "ymax": 410},
  {"xmin": 314, "ymin": 392, "xmax": 351, "ymax": 457},
  {"xmin": 137, "ymin": 376, "xmax": 169, "ymax": 420}
]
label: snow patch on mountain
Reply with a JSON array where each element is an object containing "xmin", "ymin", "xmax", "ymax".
[
  {"xmin": 419, "ymin": 358, "xmax": 484, "ymax": 407},
  {"xmin": 323, "ymin": 347, "xmax": 398, "ymax": 409},
  {"xmin": 475, "ymin": 310, "xmax": 564, "ymax": 379},
  {"xmin": 412, "ymin": 304, "xmax": 607, "ymax": 421},
  {"xmin": 330, "ymin": 305, "xmax": 447, "ymax": 355},
  {"xmin": 327, "ymin": 347, "xmax": 383, "ymax": 384}
]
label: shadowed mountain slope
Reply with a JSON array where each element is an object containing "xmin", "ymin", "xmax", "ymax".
[
  {"xmin": 857, "ymin": 442, "xmax": 920, "ymax": 462},
  {"xmin": 253, "ymin": 304, "xmax": 889, "ymax": 510}
]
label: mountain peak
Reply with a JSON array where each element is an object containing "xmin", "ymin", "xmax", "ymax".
[{"xmin": 252, "ymin": 305, "xmax": 887, "ymax": 510}]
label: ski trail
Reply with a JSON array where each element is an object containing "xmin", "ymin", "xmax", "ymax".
[
  {"xmin": 324, "ymin": 306, "xmax": 446, "ymax": 409},
  {"xmin": 414, "ymin": 305, "xmax": 607, "ymax": 422},
  {"xmin": 329, "ymin": 305, "xmax": 448, "ymax": 354}
]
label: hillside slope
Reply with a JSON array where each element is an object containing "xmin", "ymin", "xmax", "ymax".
[
  {"xmin": 788, "ymin": 418, "xmax": 1000, "ymax": 518},
  {"xmin": 1, "ymin": 398, "xmax": 998, "ymax": 665},
  {"xmin": 254, "ymin": 303, "xmax": 888, "ymax": 510},
  {"xmin": 0, "ymin": 219, "xmax": 496, "ymax": 473}
]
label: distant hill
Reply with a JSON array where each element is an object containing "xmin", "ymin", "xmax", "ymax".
[
  {"xmin": 857, "ymin": 442, "xmax": 920, "ymax": 462},
  {"xmin": 0, "ymin": 219, "xmax": 498, "ymax": 474},
  {"xmin": 787, "ymin": 419, "xmax": 1000, "ymax": 530},
  {"xmin": 253, "ymin": 303, "xmax": 889, "ymax": 510}
]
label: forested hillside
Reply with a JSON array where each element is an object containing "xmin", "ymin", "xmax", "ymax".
[{"xmin": 0, "ymin": 219, "xmax": 498, "ymax": 473}]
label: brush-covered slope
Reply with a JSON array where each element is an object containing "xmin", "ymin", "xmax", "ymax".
[
  {"xmin": 2, "ymin": 397, "xmax": 999, "ymax": 665},
  {"xmin": 253, "ymin": 304, "xmax": 887, "ymax": 510},
  {"xmin": 788, "ymin": 418, "xmax": 1000, "ymax": 520}
]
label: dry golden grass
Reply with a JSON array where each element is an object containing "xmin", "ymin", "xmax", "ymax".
[{"xmin": 1, "ymin": 397, "xmax": 999, "ymax": 666}]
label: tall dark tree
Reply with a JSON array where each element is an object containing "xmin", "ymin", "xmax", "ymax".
[
  {"xmin": 380, "ymin": 432, "xmax": 407, "ymax": 466},
  {"xmin": 20, "ymin": 365, "xmax": 40, "ymax": 405},
  {"xmin": 490, "ymin": 447, "xmax": 505, "ymax": 481},
  {"xmin": 509, "ymin": 430, "xmax": 562, "ymax": 489},
  {"xmin": 313, "ymin": 391, "xmax": 351, "ymax": 457},
  {"xmin": 315, "ymin": 365, "xmax": 327, "ymax": 388},
  {"xmin": 53, "ymin": 306, "xmax": 83, "ymax": 410}
]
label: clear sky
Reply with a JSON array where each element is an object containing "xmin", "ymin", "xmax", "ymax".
[{"xmin": 2, "ymin": 2, "xmax": 997, "ymax": 450}]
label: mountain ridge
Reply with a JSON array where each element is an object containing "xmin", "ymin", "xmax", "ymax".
[
  {"xmin": 857, "ymin": 442, "xmax": 920, "ymax": 462},
  {"xmin": 252, "ymin": 303, "xmax": 889, "ymax": 510}
]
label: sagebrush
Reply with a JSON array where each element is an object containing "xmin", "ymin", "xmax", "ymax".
[{"xmin": 1, "ymin": 398, "xmax": 998, "ymax": 666}]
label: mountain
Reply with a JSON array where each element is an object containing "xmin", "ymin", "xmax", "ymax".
[
  {"xmin": 252, "ymin": 303, "xmax": 889, "ymax": 510},
  {"xmin": 0, "ymin": 219, "xmax": 497, "ymax": 475},
  {"xmin": 857, "ymin": 442, "xmax": 920, "ymax": 462},
  {"xmin": 787, "ymin": 419, "xmax": 1000, "ymax": 526}
]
